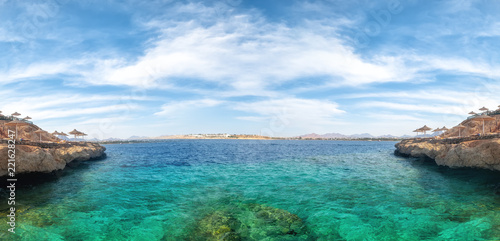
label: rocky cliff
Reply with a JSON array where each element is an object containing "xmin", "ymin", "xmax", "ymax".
[
  {"xmin": 0, "ymin": 142, "xmax": 106, "ymax": 177},
  {"xmin": 395, "ymin": 138, "xmax": 500, "ymax": 171}
]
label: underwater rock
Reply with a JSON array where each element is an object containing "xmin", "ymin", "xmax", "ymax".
[
  {"xmin": 188, "ymin": 211, "xmax": 241, "ymax": 241},
  {"xmin": 248, "ymin": 203, "xmax": 306, "ymax": 237},
  {"xmin": 187, "ymin": 203, "xmax": 313, "ymax": 240}
]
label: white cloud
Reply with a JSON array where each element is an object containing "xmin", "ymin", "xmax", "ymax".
[
  {"xmin": 357, "ymin": 101, "xmax": 484, "ymax": 116},
  {"xmin": 233, "ymin": 98, "xmax": 345, "ymax": 127},
  {"xmin": 154, "ymin": 99, "xmax": 223, "ymax": 116},
  {"xmin": 70, "ymin": 9, "xmax": 411, "ymax": 91}
]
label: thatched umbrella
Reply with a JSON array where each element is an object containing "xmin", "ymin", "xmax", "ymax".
[
  {"xmin": 51, "ymin": 131, "xmax": 62, "ymax": 139},
  {"xmin": 34, "ymin": 129, "xmax": 46, "ymax": 142},
  {"xmin": 69, "ymin": 129, "xmax": 81, "ymax": 139},
  {"xmin": 455, "ymin": 124, "xmax": 466, "ymax": 137},
  {"xmin": 479, "ymin": 107, "xmax": 489, "ymax": 114},
  {"xmin": 4, "ymin": 120, "xmax": 29, "ymax": 140},
  {"xmin": 11, "ymin": 112, "xmax": 21, "ymax": 119},
  {"xmin": 432, "ymin": 127, "xmax": 443, "ymax": 137},
  {"xmin": 58, "ymin": 132, "xmax": 69, "ymax": 140},
  {"xmin": 413, "ymin": 129, "xmax": 422, "ymax": 136},
  {"xmin": 420, "ymin": 125, "xmax": 432, "ymax": 135},
  {"xmin": 468, "ymin": 111, "xmax": 477, "ymax": 115},
  {"xmin": 471, "ymin": 115, "xmax": 495, "ymax": 135},
  {"xmin": 439, "ymin": 126, "xmax": 449, "ymax": 136},
  {"xmin": 23, "ymin": 116, "xmax": 32, "ymax": 120}
]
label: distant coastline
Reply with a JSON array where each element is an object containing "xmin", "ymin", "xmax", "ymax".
[{"xmin": 97, "ymin": 137, "xmax": 404, "ymax": 144}]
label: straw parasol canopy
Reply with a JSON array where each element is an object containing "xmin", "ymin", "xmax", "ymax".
[
  {"xmin": 413, "ymin": 128, "xmax": 423, "ymax": 136},
  {"xmin": 4, "ymin": 120, "xmax": 29, "ymax": 140},
  {"xmin": 69, "ymin": 129, "xmax": 80, "ymax": 139},
  {"xmin": 419, "ymin": 125, "xmax": 432, "ymax": 135},
  {"xmin": 468, "ymin": 111, "xmax": 477, "ymax": 115},
  {"xmin": 23, "ymin": 116, "xmax": 32, "ymax": 120},
  {"xmin": 52, "ymin": 131, "xmax": 61, "ymax": 135},
  {"xmin": 471, "ymin": 115, "xmax": 495, "ymax": 135},
  {"xmin": 455, "ymin": 124, "xmax": 466, "ymax": 137},
  {"xmin": 59, "ymin": 132, "xmax": 69, "ymax": 137},
  {"xmin": 432, "ymin": 128, "xmax": 441, "ymax": 132},
  {"xmin": 441, "ymin": 126, "xmax": 449, "ymax": 131},
  {"xmin": 11, "ymin": 112, "xmax": 21, "ymax": 119},
  {"xmin": 68, "ymin": 129, "xmax": 85, "ymax": 139},
  {"xmin": 34, "ymin": 129, "xmax": 46, "ymax": 142},
  {"xmin": 479, "ymin": 107, "xmax": 489, "ymax": 113}
]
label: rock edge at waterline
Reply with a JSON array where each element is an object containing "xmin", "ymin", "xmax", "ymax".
[
  {"xmin": 0, "ymin": 142, "xmax": 106, "ymax": 177},
  {"xmin": 395, "ymin": 138, "xmax": 500, "ymax": 171}
]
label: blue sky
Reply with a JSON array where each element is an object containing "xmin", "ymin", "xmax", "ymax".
[{"xmin": 2, "ymin": 0, "xmax": 500, "ymax": 138}]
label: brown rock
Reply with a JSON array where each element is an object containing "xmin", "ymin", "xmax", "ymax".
[
  {"xmin": 395, "ymin": 139, "xmax": 500, "ymax": 171},
  {"xmin": 0, "ymin": 142, "xmax": 106, "ymax": 177}
]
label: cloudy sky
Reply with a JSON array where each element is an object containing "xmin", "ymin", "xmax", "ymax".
[{"xmin": 1, "ymin": 0, "xmax": 500, "ymax": 138}]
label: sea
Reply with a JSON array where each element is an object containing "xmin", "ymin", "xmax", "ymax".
[{"xmin": 1, "ymin": 140, "xmax": 499, "ymax": 240}]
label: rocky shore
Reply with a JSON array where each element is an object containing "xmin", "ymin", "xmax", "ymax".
[
  {"xmin": 0, "ymin": 142, "xmax": 106, "ymax": 177},
  {"xmin": 0, "ymin": 117, "xmax": 106, "ymax": 178},
  {"xmin": 395, "ymin": 138, "xmax": 500, "ymax": 171}
]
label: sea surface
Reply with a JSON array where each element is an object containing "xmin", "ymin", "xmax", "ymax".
[{"xmin": 1, "ymin": 140, "xmax": 499, "ymax": 240}]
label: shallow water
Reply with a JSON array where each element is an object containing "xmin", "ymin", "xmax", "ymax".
[{"xmin": 1, "ymin": 140, "xmax": 499, "ymax": 240}]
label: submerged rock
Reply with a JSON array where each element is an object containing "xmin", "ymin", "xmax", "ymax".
[
  {"xmin": 188, "ymin": 211, "xmax": 241, "ymax": 241},
  {"xmin": 186, "ymin": 203, "xmax": 313, "ymax": 240},
  {"xmin": 248, "ymin": 203, "xmax": 306, "ymax": 237}
]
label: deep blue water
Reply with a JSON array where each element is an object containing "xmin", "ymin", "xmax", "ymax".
[{"xmin": 1, "ymin": 140, "xmax": 499, "ymax": 240}]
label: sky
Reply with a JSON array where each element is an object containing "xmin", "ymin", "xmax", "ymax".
[{"xmin": 1, "ymin": 0, "xmax": 500, "ymax": 139}]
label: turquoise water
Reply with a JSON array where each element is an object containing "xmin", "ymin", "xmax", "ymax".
[{"xmin": 1, "ymin": 140, "xmax": 499, "ymax": 240}]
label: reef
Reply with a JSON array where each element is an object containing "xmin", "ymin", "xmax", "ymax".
[{"xmin": 186, "ymin": 203, "xmax": 313, "ymax": 240}]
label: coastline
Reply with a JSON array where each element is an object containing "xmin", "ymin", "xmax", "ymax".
[
  {"xmin": 0, "ymin": 141, "xmax": 106, "ymax": 179},
  {"xmin": 395, "ymin": 137, "xmax": 500, "ymax": 171},
  {"xmin": 98, "ymin": 138, "xmax": 403, "ymax": 145}
]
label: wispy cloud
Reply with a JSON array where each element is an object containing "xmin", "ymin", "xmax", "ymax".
[
  {"xmin": 154, "ymin": 99, "xmax": 224, "ymax": 116},
  {"xmin": 233, "ymin": 98, "xmax": 345, "ymax": 127}
]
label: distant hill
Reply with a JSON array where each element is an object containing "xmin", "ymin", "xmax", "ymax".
[
  {"xmin": 321, "ymin": 133, "xmax": 348, "ymax": 138},
  {"xmin": 349, "ymin": 133, "xmax": 375, "ymax": 138},
  {"xmin": 128, "ymin": 136, "xmax": 149, "ymax": 140}
]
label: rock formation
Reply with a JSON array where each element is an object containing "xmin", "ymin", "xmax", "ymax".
[
  {"xmin": 187, "ymin": 203, "xmax": 313, "ymax": 240},
  {"xmin": 0, "ymin": 142, "xmax": 106, "ymax": 177},
  {"xmin": 0, "ymin": 119, "xmax": 106, "ymax": 177},
  {"xmin": 395, "ymin": 139, "xmax": 500, "ymax": 171},
  {"xmin": 441, "ymin": 114, "xmax": 500, "ymax": 138},
  {"xmin": 396, "ymin": 112, "xmax": 500, "ymax": 171}
]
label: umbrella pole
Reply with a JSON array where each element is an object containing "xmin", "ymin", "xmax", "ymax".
[{"xmin": 483, "ymin": 120, "xmax": 485, "ymax": 135}]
